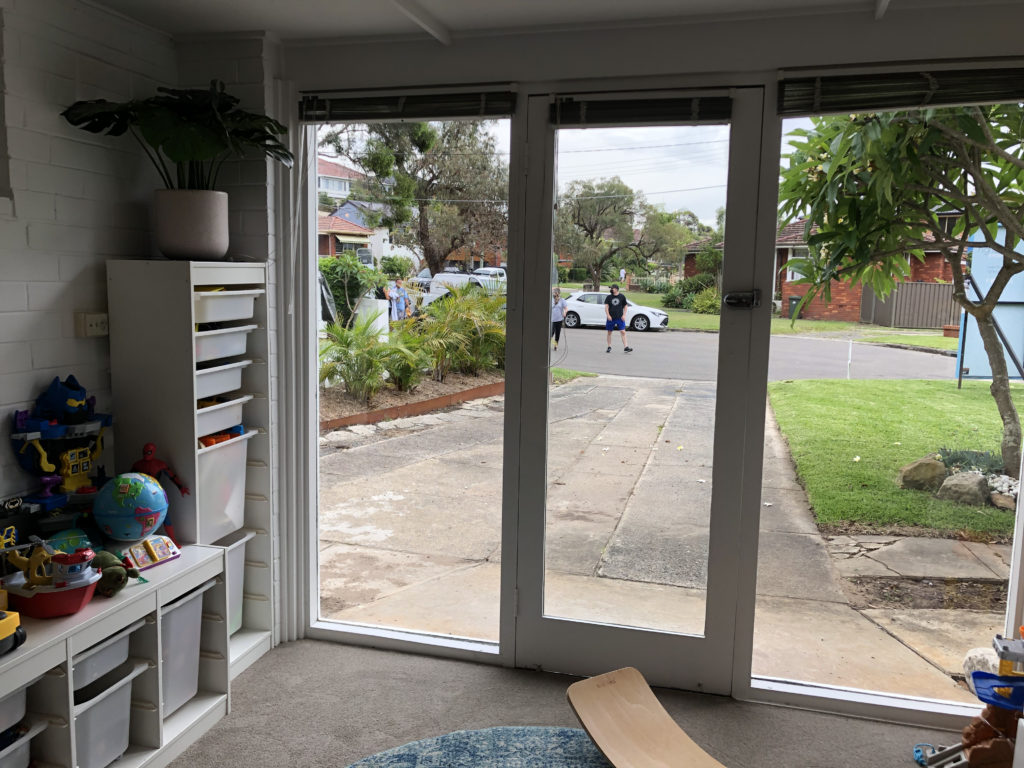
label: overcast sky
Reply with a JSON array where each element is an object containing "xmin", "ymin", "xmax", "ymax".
[{"xmin": 490, "ymin": 117, "xmax": 811, "ymax": 227}]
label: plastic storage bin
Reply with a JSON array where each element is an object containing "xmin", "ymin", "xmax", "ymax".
[
  {"xmin": 0, "ymin": 690, "xmax": 24, "ymax": 734},
  {"xmin": 73, "ymin": 661, "xmax": 147, "ymax": 768},
  {"xmin": 196, "ymin": 394, "xmax": 253, "ymax": 437},
  {"xmin": 194, "ymin": 324, "xmax": 257, "ymax": 363},
  {"xmin": 196, "ymin": 430, "xmax": 256, "ymax": 543},
  {"xmin": 193, "ymin": 290, "xmax": 264, "ymax": 324},
  {"xmin": 71, "ymin": 619, "xmax": 145, "ymax": 691},
  {"xmin": 160, "ymin": 580, "xmax": 216, "ymax": 717},
  {"xmin": 0, "ymin": 718, "xmax": 46, "ymax": 768},
  {"xmin": 194, "ymin": 359, "xmax": 252, "ymax": 399},
  {"xmin": 214, "ymin": 529, "xmax": 256, "ymax": 635}
]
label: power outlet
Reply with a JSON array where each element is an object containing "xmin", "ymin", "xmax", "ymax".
[{"xmin": 74, "ymin": 312, "xmax": 109, "ymax": 338}]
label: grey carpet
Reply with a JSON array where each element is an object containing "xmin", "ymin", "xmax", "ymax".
[{"xmin": 171, "ymin": 640, "xmax": 955, "ymax": 768}]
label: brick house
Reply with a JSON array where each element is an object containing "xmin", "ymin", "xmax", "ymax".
[
  {"xmin": 683, "ymin": 221, "xmax": 953, "ymax": 321},
  {"xmin": 775, "ymin": 220, "xmax": 952, "ymax": 321},
  {"xmin": 317, "ymin": 212, "xmax": 373, "ymax": 257}
]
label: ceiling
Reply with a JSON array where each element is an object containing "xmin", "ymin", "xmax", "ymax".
[{"xmin": 90, "ymin": 0, "xmax": 964, "ymax": 43}]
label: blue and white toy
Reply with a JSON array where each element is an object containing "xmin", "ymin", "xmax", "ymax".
[{"xmin": 92, "ymin": 473, "xmax": 168, "ymax": 542}]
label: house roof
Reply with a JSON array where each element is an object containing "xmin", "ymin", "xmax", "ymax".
[
  {"xmin": 317, "ymin": 213, "xmax": 373, "ymax": 236},
  {"xmin": 317, "ymin": 156, "xmax": 364, "ymax": 181}
]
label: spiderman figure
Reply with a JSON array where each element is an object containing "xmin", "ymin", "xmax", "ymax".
[{"xmin": 131, "ymin": 443, "xmax": 190, "ymax": 496}]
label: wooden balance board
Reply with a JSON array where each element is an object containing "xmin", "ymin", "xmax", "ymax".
[{"xmin": 567, "ymin": 666, "xmax": 727, "ymax": 768}]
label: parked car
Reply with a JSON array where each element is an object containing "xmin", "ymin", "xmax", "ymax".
[
  {"xmin": 562, "ymin": 291, "xmax": 669, "ymax": 332},
  {"xmin": 420, "ymin": 272, "xmax": 506, "ymax": 308},
  {"xmin": 410, "ymin": 267, "xmax": 433, "ymax": 290},
  {"xmin": 473, "ymin": 266, "xmax": 507, "ymax": 281}
]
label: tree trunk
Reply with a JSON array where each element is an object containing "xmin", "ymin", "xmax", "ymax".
[
  {"xmin": 419, "ymin": 207, "xmax": 443, "ymax": 276},
  {"xmin": 589, "ymin": 265, "xmax": 601, "ymax": 292},
  {"xmin": 974, "ymin": 311, "xmax": 1022, "ymax": 478}
]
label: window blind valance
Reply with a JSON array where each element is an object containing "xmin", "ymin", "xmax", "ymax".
[
  {"xmin": 551, "ymin": 95, "xmax": 732, "ymax": 127},
  {"xmin": 778, "ymin": 67, "xmax": 1024, "ymax": 116},
  {"xmin": 299, "ymin": 89, "xmax": 516, "ymax": 123}
]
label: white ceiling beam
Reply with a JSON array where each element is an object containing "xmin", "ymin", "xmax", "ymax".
[
  {"xmin": 391, "ymin": 0, "xmax": 452, "ymax": 45},
  {"xmin": 875, "ymin": 0, "xmax": 891, "ymax": 19}
]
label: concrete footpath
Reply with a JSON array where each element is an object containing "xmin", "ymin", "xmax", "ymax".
[{"xmin": 318, "ymin": 375, "xmax": 1008, "ymax": 704}]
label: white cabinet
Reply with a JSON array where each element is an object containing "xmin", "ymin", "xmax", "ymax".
[
  {"xmin": 106, "ymin": 260, "xmax": 274, "ymax": 680},
  {"xmin": 0, "ymin": 546, "xmax": 226, "ymax": 768}
]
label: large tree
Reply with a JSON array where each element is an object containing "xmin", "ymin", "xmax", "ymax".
[
  {"xmin": 555, "ymin": 177, "xmax": 691, "ymax": 289},
  {"xmin": 320, "ymin": 121, "xmax": 508, "ymax": 276},
  {"xmin": 779, "ymin": 106, "xmax": 1024, "ymax": 477}
]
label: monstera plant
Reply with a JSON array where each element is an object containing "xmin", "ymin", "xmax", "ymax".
[{"xmin": 62, "ymin": 80, "xmax": 294, "ymax": 258}]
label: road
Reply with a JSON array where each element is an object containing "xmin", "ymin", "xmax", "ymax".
[{"xmin": 549, "ymin": 327, "xmax": 955, "ymax": 381}]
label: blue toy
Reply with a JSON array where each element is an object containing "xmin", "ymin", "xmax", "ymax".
[
  {"xmin": 10, "ymin": 375, "xmax": 112, "ymax": 496},
  {"xmin": 92, "ymin": 473, "xmax": 168, "ymax": 542}
]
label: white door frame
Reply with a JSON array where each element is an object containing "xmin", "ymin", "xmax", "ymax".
[{"xmin": 513, "ymin": 87, "xmax": 771, "ymax": 693}]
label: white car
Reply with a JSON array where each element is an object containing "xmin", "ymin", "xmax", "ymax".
[
  {"xmin": 473, "ymin": 266, "xmax": 506, "ymax": 281},
  {"xmin": 562, "ymin": 291, "xmax": 669, "ymax": 332}
]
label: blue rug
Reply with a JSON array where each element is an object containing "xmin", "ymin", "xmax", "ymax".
[{"xmin": 347, "ymin": 726, "xmax": 612, "ymax": 768}]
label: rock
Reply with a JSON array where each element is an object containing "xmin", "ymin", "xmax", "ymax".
[
  {"xmin": 963, "ymin": 647, "xmax": 1000, "ymax": 693},
  {"xmin": 897, "ymin": 458, "xmax": 947, "ymax": 491},
  {"xmin": 936, "ymin": 472, "xmax": 990, "ymax": 506},
  {"xmin": 991, "ymin": 492, "xmax": 1017, "ymax": 511}
]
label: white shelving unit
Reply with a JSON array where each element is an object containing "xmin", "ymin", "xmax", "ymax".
[
  {"xmin": 0, "ymin": 546, "xmax": 226, "ymax": 768},
  {"xmin": 106, "ymin": 260, "xmax": 274, "ymax": 681}
]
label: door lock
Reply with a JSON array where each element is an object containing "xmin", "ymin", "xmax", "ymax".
[{"xmin": 722, "ymin": 289, "xmax": 761, "ymax": 309}]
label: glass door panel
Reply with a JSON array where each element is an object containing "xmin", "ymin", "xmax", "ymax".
[{"xmin": 515, "ymin": 88, "xmax": 771, "ymax": 692}]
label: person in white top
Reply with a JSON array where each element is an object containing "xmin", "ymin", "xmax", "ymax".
[
  {"xmin": 619, "ymin": 267, "xmax": 626, "ymax": 283},
  {"xmin": 551, "ymin": 287, "xmax": 568, "ymax": 351}
]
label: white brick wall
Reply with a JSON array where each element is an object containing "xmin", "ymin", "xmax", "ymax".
[{"xmin": 0, "ymin": 1, "xmax": 176, "ymax": 496}]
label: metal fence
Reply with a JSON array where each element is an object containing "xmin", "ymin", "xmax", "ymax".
[{"xmin": 860, "ymin": 282, "xmax": 960, "ymax": 328}]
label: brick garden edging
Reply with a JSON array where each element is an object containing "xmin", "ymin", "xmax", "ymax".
[{"xmin": 319, "ymin": 380, "xmax": 505, "ymax": 433}]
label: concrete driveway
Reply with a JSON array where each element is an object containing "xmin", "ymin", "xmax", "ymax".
[{"xmin": 318, "ymin": 338, "xmax": 989, "ymax": 703}]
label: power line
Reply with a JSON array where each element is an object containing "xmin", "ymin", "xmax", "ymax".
[{"xmin": 398, "ymin": 183, "xmax": 727, "ymax": 204}]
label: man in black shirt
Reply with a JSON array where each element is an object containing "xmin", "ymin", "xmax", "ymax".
[{"xmin": 604, "ymin": 284, "xmax": 633, "ymax": 353}]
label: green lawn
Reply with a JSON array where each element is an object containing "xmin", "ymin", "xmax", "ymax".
[
  {"xmin": 551, "ymin": 367, "xmax": 597, "ymax": 384},
  {"xmin": 768, "ymin": 379, "xmax": 1023, "ymax": 539},
  {"xmin": 858, "ymin": 333, "xmax": 958, "ymax": 352}
]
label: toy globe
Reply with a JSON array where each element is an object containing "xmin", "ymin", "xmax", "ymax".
[{"xmin": 92, "ymin": 473, "xmax": 168, "ymax": 542}]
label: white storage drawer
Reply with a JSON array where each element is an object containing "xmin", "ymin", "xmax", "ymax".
[
  {"xmin": 73, "ymin": 660, "xmax": 147, "ymax": 768},
  {"xmin": 197, "ymin": 430, "xmax": 257, "ymax": 543},
  {"xmin": 0, "ymin": 718, "xmax": 46, "ymax": 768},
  {"xmin": 194, "ymin": 360, "xmax": 251, "ymax": 399},
  {"xmin": 71, "ymin": 619, "xmax": 145, "ymax": 691},
  {"xmin": 0, "ymin": 690, "xmax": 24, "ymax": 735},
  {"xmin": 196, "ymin": 394, "xmax": 253, "ymax": 438},
  {"xmin": 160, "ymin": 580, "xmax": 215, "ymax": 716},
  {"xmin": 193, "ymin": 290, "xmax": 264, "ymax": 323},
  {"xmin": 194, "ymin": 324, "xmax": 257, "ymax": 363},
  {"xmin": 214, "ymin": 529, "xmax": 256, "ymax": 635}
]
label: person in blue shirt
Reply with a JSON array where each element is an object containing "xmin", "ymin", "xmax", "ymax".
[{"xmin": 389, "ymin": 278, "xmax": 409, "ymax": 322}]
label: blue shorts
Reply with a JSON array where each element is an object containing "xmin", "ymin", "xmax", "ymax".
[{"xmin": 606, "ymin": 318, "xmax": 625, "ymax": 331}]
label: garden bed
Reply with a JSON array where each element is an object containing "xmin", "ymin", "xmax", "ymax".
[{"xmin": 319, "ymin": 370, "xmax": 505, "ymax": 430}]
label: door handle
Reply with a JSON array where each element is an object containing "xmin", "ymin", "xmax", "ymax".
[{"xmin": 722, "ymin": 289, "xmax": 761, "ymax": 309}]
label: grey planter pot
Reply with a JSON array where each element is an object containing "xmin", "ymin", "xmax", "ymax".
[{"xmin": 154, "ymin": 190, "xmax": 229, "ymax": 260}]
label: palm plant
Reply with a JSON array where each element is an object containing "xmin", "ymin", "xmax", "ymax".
[
  {"xmin": 381, "ymin": 323, "xmax": 429, "ymax": 392},
  {"xmin": 318, "ymin": 313, "xmax": 389, "ymax": 405}
]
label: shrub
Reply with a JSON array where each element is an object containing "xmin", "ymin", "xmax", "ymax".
[
  {"xmin": 381, "ymin": 325, "xmax": 428, "ymax": 392},
  {"xmin": 318, "ymin": 313, "xmax": 389, "ymax": 405},
  {"xmin": 568, "ymin": 267, "xmax": 588, "ymax": 282},
  {"xmin": 662, "ymin": 274, "xmax": 715, "ymax": 308},
  {"xmin": 937, "ymin": 447, "xmax": 1004, "ymax": 475},
  {"xmin": 634, "ymin": 278, "xmax": 672, "ymax": 293},
  {"xmin": 557, "ymin": 265, "xmax": 569, "ymax": 284},
  {"xmin": 678, "ymin": 273, "xmax": 716, "ymax": 294},
  {"xmin": 690, "ymin": 286, "xmax": 722, "ymax": 315},
  {"xmin": 318, "ymin": 255, "xmax": 385, "ymax": 326},
  {"xmin": 381, "ymin": 255, "xmax": 413, "ymax": 278},
  {"xmin": 415, "ymin": 286, "xmax": 506, "ymax": 380}
]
